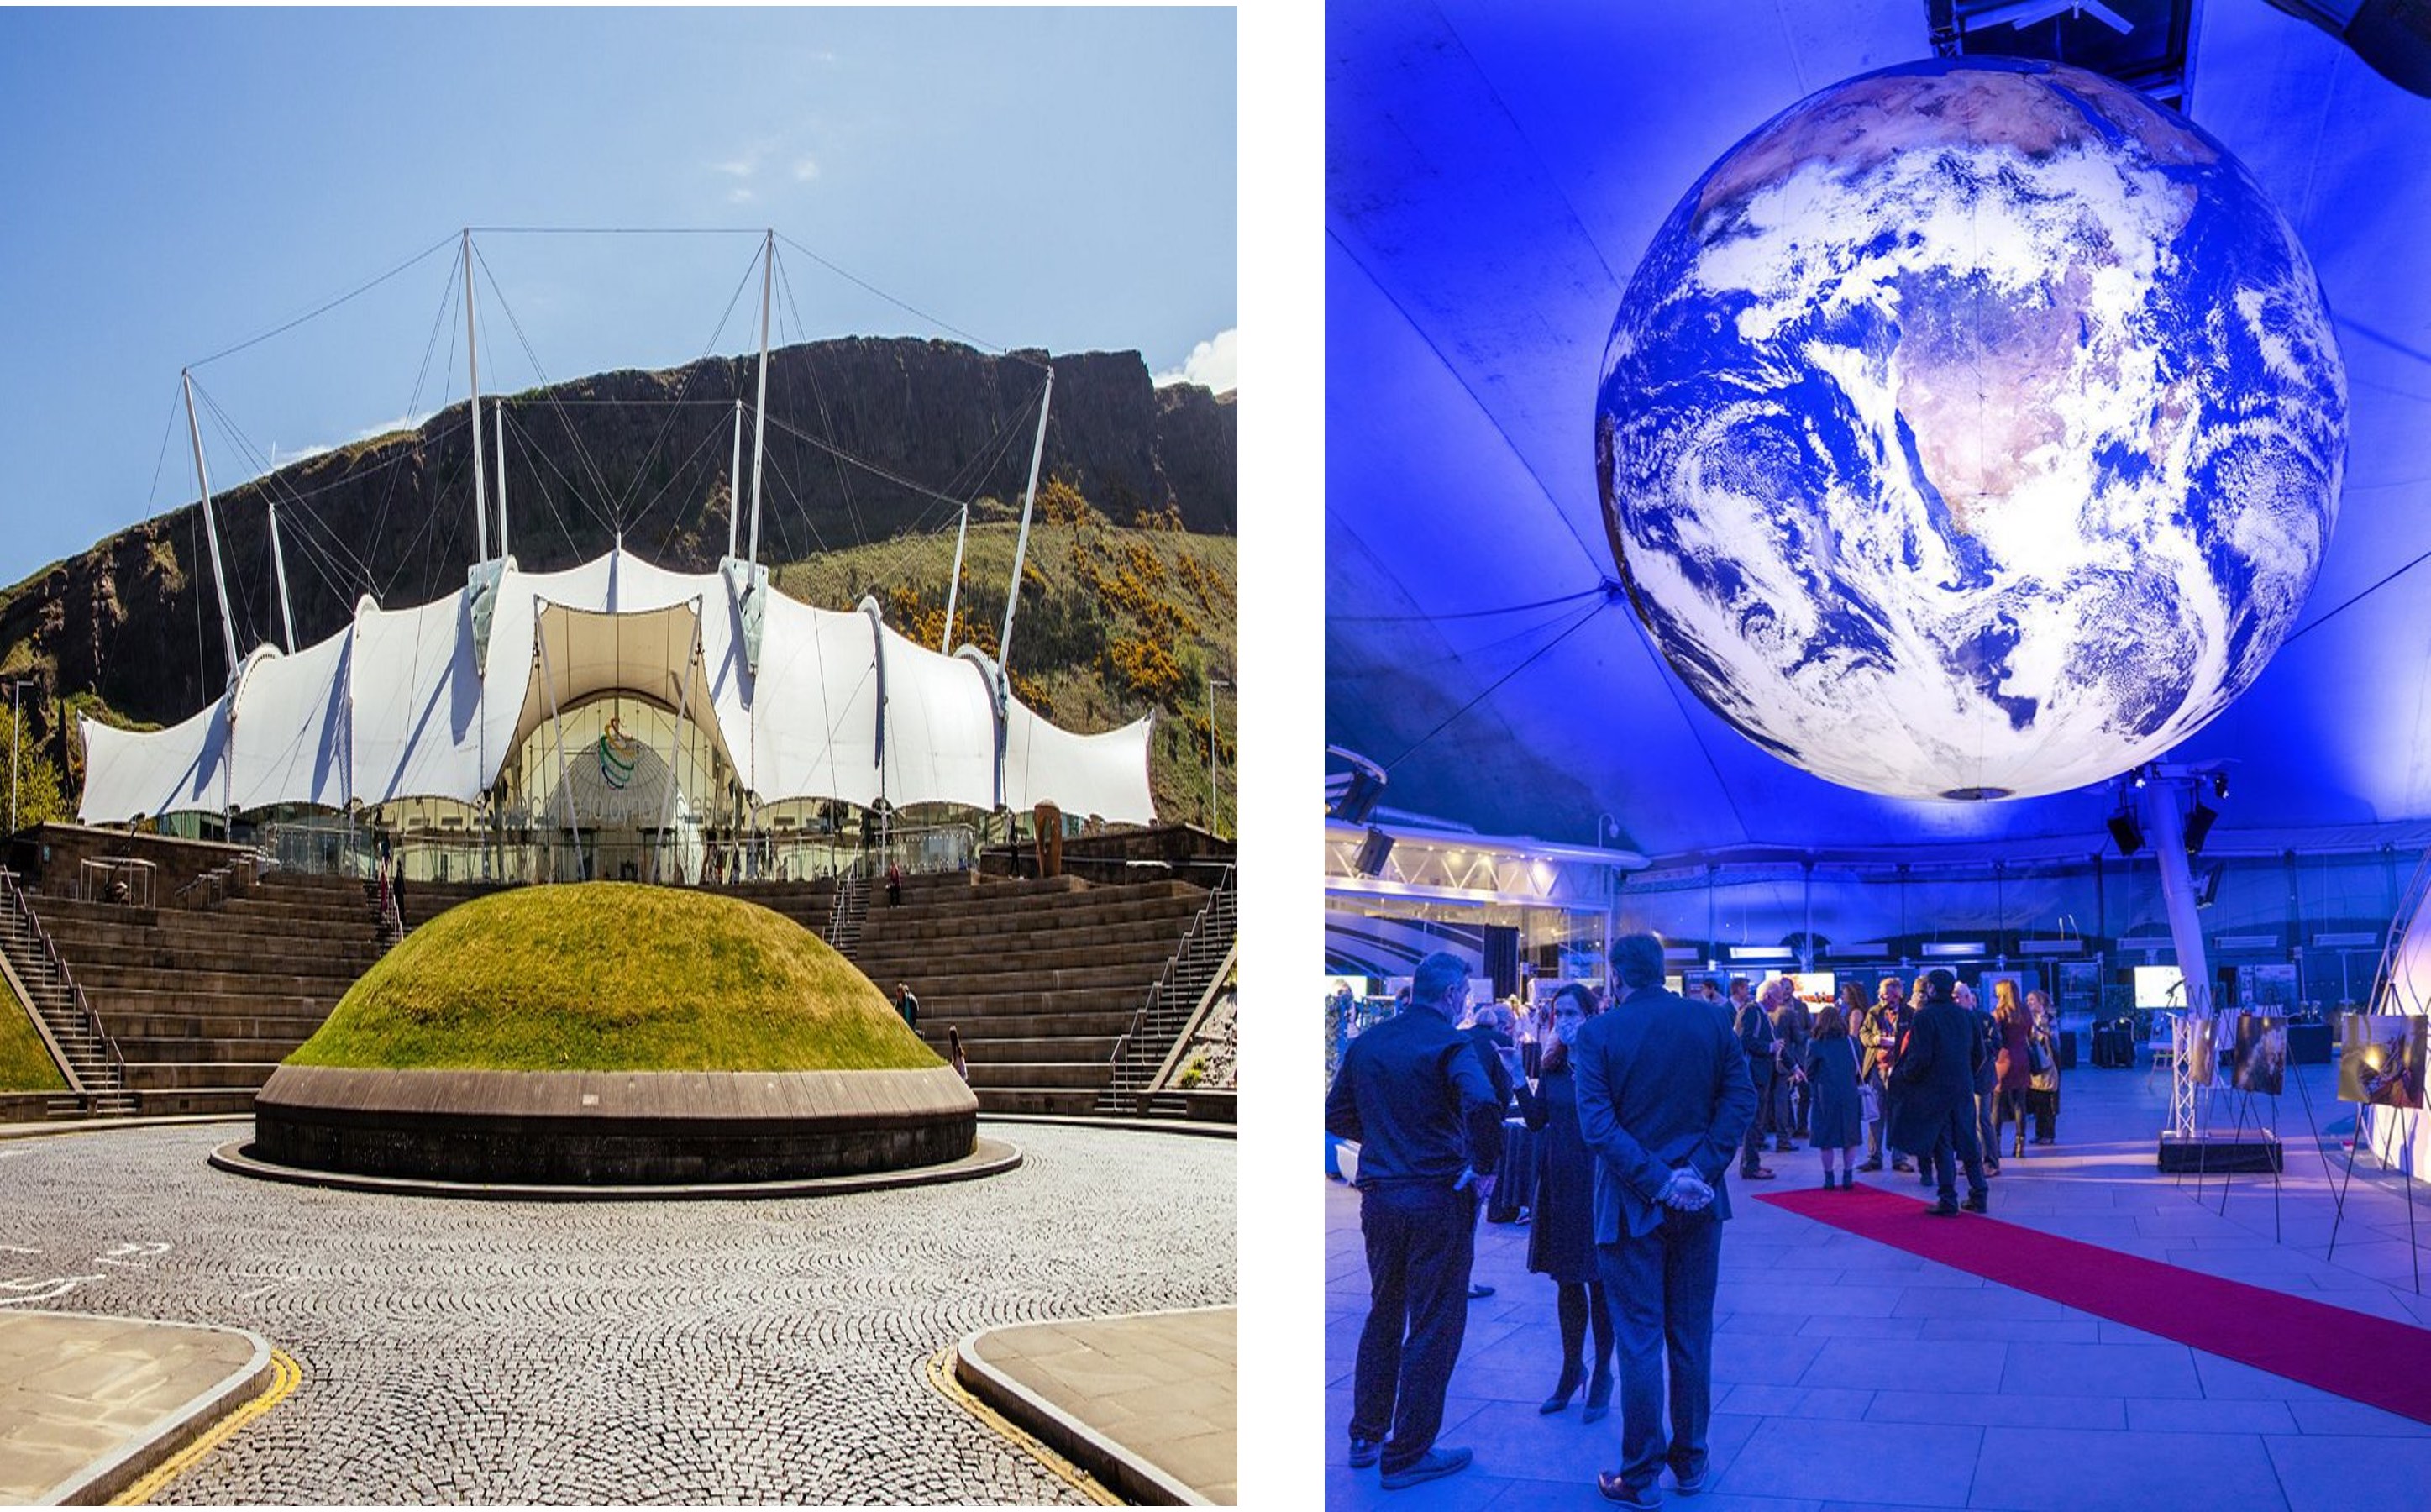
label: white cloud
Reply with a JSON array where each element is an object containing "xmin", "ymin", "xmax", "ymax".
[
  {"xmin": 728, "ymin": 186, "xmax": 757, "ymax": 205},
  {"xmin": 270, "ymin": 412, "xmax": 432, "ymax": 470},
  {"xmin": 792, "ymin": 155, "xmax": 822, "ymax": 182},
  {"xmin": 1153, "ymin": 328, "xmax": 1237, "ymax": 393}
]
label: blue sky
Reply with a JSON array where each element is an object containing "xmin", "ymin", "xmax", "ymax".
[{"xmin": 0, "ymin": 7, "xmax": 1237, "ymax": 585}]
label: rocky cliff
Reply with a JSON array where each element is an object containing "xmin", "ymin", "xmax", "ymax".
[{"xmin": 0, "ymin": 338, "xmax": 1234, "ymax": 773}]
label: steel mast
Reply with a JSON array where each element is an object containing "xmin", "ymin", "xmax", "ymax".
[
  {"xmin": 463, "ymin": 231, "xmax": 489, "ymax": 563},
  {"xmin": 997, "ymin": 367, "xmax": 1054, "ymax": 674},
  {"xmin": 181, "ymin": 370, "xmax": 242, "ymax": 680},
  {"xmin": 747, "ymin": 229, "xmax": 774, "ymax": 573}
]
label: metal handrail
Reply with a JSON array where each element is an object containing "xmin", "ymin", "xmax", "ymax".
[
  {"xmin": 1105, "ymin": 864, "xmax": 1236, "ymax": 1093},
  {"xmin": 0, "ymin": 870, "xmax": 124, "ymax": 1091}
]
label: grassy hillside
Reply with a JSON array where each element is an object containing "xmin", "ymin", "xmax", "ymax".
[
  {"xmin": 0, "ymin": 993, "xmax": 68, "ymax": 1093},
  {"xmin": 775, "ymin": 499, "xmax": 1237, "ymax": 832}
]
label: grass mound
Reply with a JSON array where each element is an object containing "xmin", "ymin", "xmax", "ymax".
[
  {"xmin": 0, "ymin": 995, "xmax": 68, "ymax": 1092},
  {"xmin": 289, "ymin": 883, "xmax": 940, "ymax": 1074}
]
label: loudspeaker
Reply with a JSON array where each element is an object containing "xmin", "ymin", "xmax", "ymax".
[
  {"xmin": 2108, "ymin": 810, "xmax": 2144, "ymax": 856},
  {"xmin": 1353, "ymin": 826, "xmax": 1395, "ymax": 878},
  {"xmin": 1333, "ymin": 765, "xmax": 1388, "ymax": 824},
  {"xmin": 2184, "ymin": 801, "xmax": 2218, "ymax": 855}
]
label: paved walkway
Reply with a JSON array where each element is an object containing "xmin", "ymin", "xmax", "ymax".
[
  {"xmin": 1326, "ymin": 1057, "xmax": 2431, "ymax": 1511},
  {"xmin": 0, "ymin": 1310, "xmax": 272, "ymax": 1504},
  {"xmin": 2, "ymin": 1119, "xmax": 1232, "ymax": 1504},
  {"xmin": 958, "ymin": 1305, "xmax": 1237, "ymax": 1504}
]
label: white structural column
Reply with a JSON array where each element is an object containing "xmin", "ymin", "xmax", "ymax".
[
  {"xmin": 942, "ymin": 498, "xmax": 971, "ymax": 654},
  {"xmin": 2140, "ymin": 774, "xmax": 2214, "ymax": 1138},
  {"xmin": 728, "ymin": 399, "xmax": 743, "ymax": 559},
  {"xmin": 181, "ymin": 370, "xmax": 242, "ymax": 680},
  {"xmin": 265, "ymin": 497, "xmax": 297, "ymax": 653},
  {"xmin": 495, "ymin": 398, "xmax": 510, "ymax": 559},
  {"xmin": 998, "ymin": 368, "xmax": 1054, "ymax": 675},
  {"xmin": 465, "ymin": 232, "xmax": 490, "ymax": 564}
]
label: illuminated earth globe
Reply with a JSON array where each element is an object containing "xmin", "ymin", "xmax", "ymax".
[{"xmin": 1596, "ymin": 56, "xmax": 2346, "ymax": 801}]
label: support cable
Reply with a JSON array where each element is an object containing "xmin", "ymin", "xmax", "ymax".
[
  {"xmin": 776, "ymin": 231, "xmax": 1039, "ymax": 368},
  {"xmin": 187, "ymin": 233, "xmax": 457, "ymax": 370},
  {"xmin": 1381, "ymin": 599, "xmax": 1614, "ymax": 773}
]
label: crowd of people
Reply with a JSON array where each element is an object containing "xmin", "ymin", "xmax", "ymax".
[{"xmin": 1325, "ymin": 953, "xmax": 2066, "ymax": 1501}]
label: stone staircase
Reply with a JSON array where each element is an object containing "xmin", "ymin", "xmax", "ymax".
[
  {"xmin": 1098, "ymin": 868, "xmax": 1237, "ymax": 1116},
  {"xmin": 0, "ymin": 869, "xmax": 134, "ymax": 1118},
  {"xmin": 827, "ymin": 871, "xmax": 870, "ymax": 955},
  {"xmin": 847, "ymin": 871, "xmax": 1213, "ymax": 1117},
  {"xmin": 18, "ymin": 868, "xmax": 389, "ymax": 1116}
]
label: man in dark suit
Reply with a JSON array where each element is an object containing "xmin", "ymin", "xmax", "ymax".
[
  {"xmin": 1325, "ymin": 950, "xmax": 1506, "ymax": 1490},
  {"xmin": 1729, "ymin": 978, "xmax": 1778, "ymax": 1180},
  {"xmin": 1573, "ymin": 934, "xmax": 1759, "ymax": 1508},
  {"xmin": 1886, "ymin": 969, "xmax": 1990, "ymax": 1215}
]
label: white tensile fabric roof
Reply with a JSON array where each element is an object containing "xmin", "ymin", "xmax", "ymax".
[{"xmin": 78, "ymin": 546, "xmax": 1155, "ymax": 827}]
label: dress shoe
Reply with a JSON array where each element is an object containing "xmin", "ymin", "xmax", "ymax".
[
  {"xmin": 1740, "ymin": 1166, "xmax": 1775, "ymax": 1180},
  {"xmin": 1961, "ymin": 1192, "xmax": 1989, "ymax": 1214},
  {"xmin": 1673, "ymin": 1463, "xmax": 1709, "ymax": 1495},
  {"xmin": 1598, "ymin": 1471, "xmax": 1664, "ymax": 1507},
  {"xmin": 1892, "ymin": 1158, "xmax": 1914, "ymax": 1172},
  {"xmin": 1348, "ymin": 1436, "xmax": 1381, "ymax": 1469},
  {"xmin": 1859, "ymin": 1158, "xmax": 1884, "ymax": 1172},
  {"xmin": 1541, "ymin": 1361, "xmax": 1583, "ymax": 1414},
  {"xmin": 1468, "ymin": 1283, "xmax": 1496, "ymax": 1299},
  {"xmin": 1927, "ymin": 1199, "xmax": 1961, "ymax": 1216},
  {"xmin": 1381, "ymin": 1446, "xmax": 1472, "ymax": 1490}
]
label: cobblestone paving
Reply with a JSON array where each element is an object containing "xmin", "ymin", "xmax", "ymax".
[{"xmin": 0, "ymin": 1122, "xmax": 1235, "ymax": 1504}]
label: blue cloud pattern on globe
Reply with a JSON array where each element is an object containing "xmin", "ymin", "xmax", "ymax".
[{"xmin": 1596, "ymin": 56, "xmax": 2345, "ymax": 801}]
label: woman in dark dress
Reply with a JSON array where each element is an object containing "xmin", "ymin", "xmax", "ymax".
[
  {"xmin": 1806, "ymin": 1003, "xmax": 1866, "ymax": 1188},
  {"xmin": 1515, "ymin": 982, "xmax": 1615, "ymax": 1421}
]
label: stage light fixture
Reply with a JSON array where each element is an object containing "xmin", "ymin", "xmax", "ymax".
[
  {"xmin": 2213, "ymin": 771, "xmax": 2229, "ymax": 800},
  {"xmin": 2108, "ymin": 809, "xmax": 2145, "ymax": 855},
  {"xmin": 2184, "ymin": 800, "xmax": 2218, "ymax": 855},
  {"xmin": 2131, "ymin": 765, "xmax": 2149, "ymax": 789}
]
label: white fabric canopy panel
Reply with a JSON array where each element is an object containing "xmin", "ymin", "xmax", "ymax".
[
  {"xmin": 75, "ymin": 544, "xmax": 1159, "ymax": 829},
  {"xmin": 226, "ymin": 629, "xmax": 354, "ymax": 813},
  {"xmin": 1002, "ymin": 694, "xmax": 1155, "ymax": 826},
  {"xmin": 76, "ymin": 698, "xmax": 232, "ymax": 825},
  {"xmin": 748, "ymin": 593, "xmax": 884, "ymax": 809},
  {"xmin": 875, "ymin": 623, "xmax": 1000, "ymax": 811}
]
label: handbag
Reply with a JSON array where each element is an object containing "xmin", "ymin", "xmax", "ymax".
[
  {"xmin": 2027, "ymin": 1035, "xmax": 2051, "ymax": 1076},
  {"xmin": 1859, "ymin": 1082, "xmax": 1881, "ymax": 1125}
]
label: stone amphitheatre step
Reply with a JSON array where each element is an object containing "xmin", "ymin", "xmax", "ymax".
[
  {"xmin": 113, "ymin": 1035, "xmax": 311, "ymax": 1064},
  {"xmin": 926, "ymin": 1035, "xmax": 1121, "ymax": 1063},
  {"xmin": 55, "ymin": 963, "xmax": 360, "ymax": 999},
  {"xmin": 80, "ymin": 988, "xmax": 344, "ymax": 1023},
  {"xmin": 131, "ymin": 1087, "xmax": 261, "ymax": 1117},
  {"xmin": 853, "ymin": 941, "xmax": 1182, "ymax": 980},
  {"xmin": 45, "ymin": 938, "xmax": 379, "ymax": 982},
  {"xmin": 961, "ymin": 1061, "xmax": 1115, "ymax": 1092},
  {"xmin": 29, "ymin": 894, "xmax": 375, "ymax": 937},
  {"xmin": 916, "ymin": 1011, "xmax": 1142, "ymax": 1039},
  {"xmin": 862, "ymin": 963, "xmax": 1174, "ymax": 998},
  {"xmin": 971, "ymin": 1088, "xmax": 1105, "ymax": 1117},
  {"xmin": 867, "ymin": 887, "xmax": 1205, "ymax": 930},
  {"xmin": 29, "ymin": 914, "xmax": 384, "ymax": 958},
  {"xmin": 860, "ymin": 909, "xmax": 1205, "ymax": 951},
  {"xmin": 121, "ymin": 1061, "xmax": 278, "ymax": 1093},
  {"xmin": 102, "ymin": 1011, "xmax": 336, "ymax": 1043}
]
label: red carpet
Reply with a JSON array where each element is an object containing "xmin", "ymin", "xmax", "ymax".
[{"xmin": 1757, "ymin": 1182, "xmax": 2431, "ymax": 1424}]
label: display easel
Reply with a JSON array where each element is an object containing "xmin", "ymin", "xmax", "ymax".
[{"xmin": 2326, "ymin": 1099, "xmax": 2422, "ymax": 1294}]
